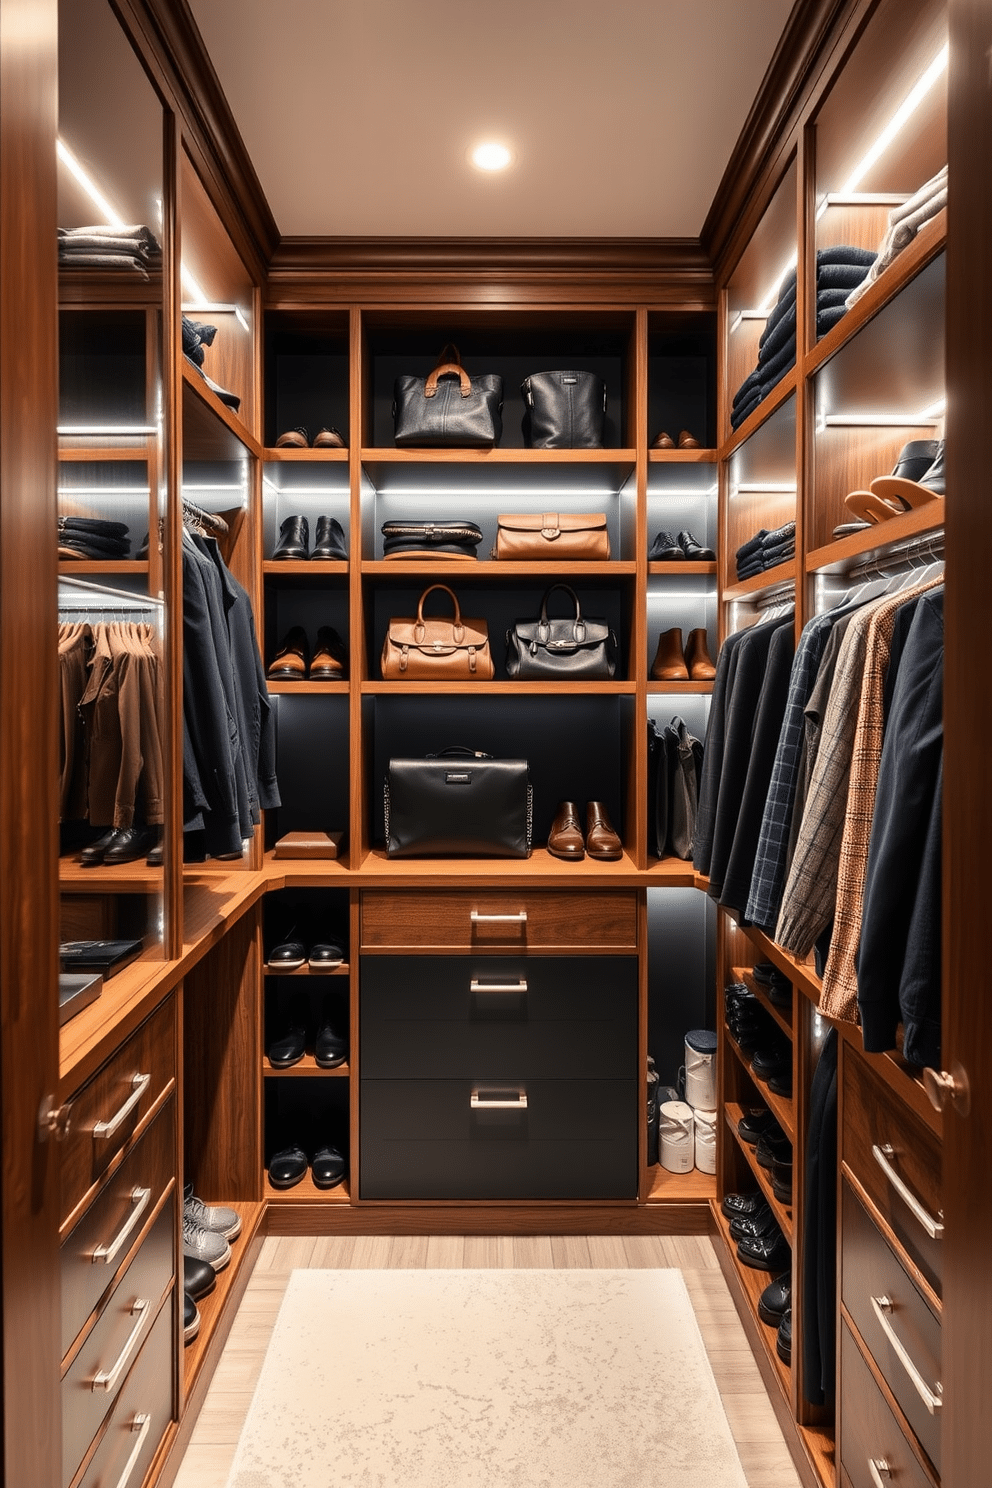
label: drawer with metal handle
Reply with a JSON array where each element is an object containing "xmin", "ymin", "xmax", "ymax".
[
  {"xmin": 360, "ymin": 1076, "xmax": 636, "ymax": 1199},
  {"xmin": 360, "ymin": 955, "xmax": 637, "ymax": 1079},
  {"xmin": 61, "ymin": 1196, "xmax": 174, "ymax": 1488},
  {"xmin": 61, "ymin": 1096, "xmax": 176, "ymax": 1359},
  {"xmin": 74, "ymin": 1289, "xmax": 174, "ymax": 1488},
  {"xmin": 841, "ymin": 1182, "xmax": 941, "ymax": 1475},
  {"xmin": 840, "ymin": 1321, "xmax": 937, "ymax": 1488},
  {"xmin": 61, "ymin": 995, "xmax": 176, "ymax": 1229},
  {"xmin": 361, "ymin": 890, "xmax": 637, "ymax": 950},
  {"xmin": 841, "ymin": 1044, "xmax": 942, "ymax": 1294}
]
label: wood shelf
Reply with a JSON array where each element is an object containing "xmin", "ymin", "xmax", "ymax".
[
  {"xmin": 263, "ymin": 559, "xmax": 348, "ymax": 576},
  {"xmin": 57, "ymin": 444, "xmax": 153, "ymax": 462},
  {"xmin": 264, "ymin": 1172, "xmax": 351, "ymax": 1203},
  {"xmin": 58, "ymin": 560, "xmax": 149, "ymax": 576},
  {"xmin": 361, "ymin": 560, "xmax": 636, "ymax": 577},
  {"xmin": 647, "ymin": 560, "xmax": 717, "ymax": 575},
  {"xmin": 361, "ymin": 447, "xmax": 637, "ymax": 465},
  {"xmin": 725, "ymin": 1029, "xmax": 795, "ymax": 1142},
  {"xmin": 360, "ymin": 680, "xmax": 635, "ymax": 694},
  {"xmin": 806, "ymin": 498, "xmax": 944, "ymax": 575},
  {"xmin": 263, "ymin": 961, "xmax": 349, "ymax": 977},
  {"xmin": 262, "ymin": 1056, "xmax": 350, "ymax": 1078},
  {"xmin": 723, "ymin": 911, "xmax": 823, "ymax": 1008},
  {"xmin": 183, "ymin": 1202, "xmax": 265, "ymax": 1394},
  {"xmin": 59, "ymin": 855, "xmax": 162, "ymax": 892},
  {"xmin": 720, "ymin": 368, "xmax": 798, "ymax": 461},
  {"xmin": 647, "ymin": 680, "xmax": 714, "ymax": 694},
  {"xmin": 722, "ymin": 558, "xmax": 796, "ymax": 601},
  {"xmin": 733, "ymin": 966, "xmax": 794, "ymax": 1037},
  {"xmin": 265, "ymin": 680, "xmax": 349, "ymax": 694},
  {"xmin": 712, "ymin": 1207, "xmax": 792, "ymax": 1397},
  {"xmin": 647, "ymin": 448, "xmax": 718, "ymax": 463},
  {"xmin": 181, "ymin": 361, "xmax": 261, "ymax": 458},
  {"xmin": 644, "ymin": 1165, "xmax": 716, "ymax": 1203},
  {"xmin": 724, "ymin": 1102, "xmax": 794, "ymax": 1244},
  {"xmin": 264, "ymin": 446, "xmax": 348, "ymax": 462}
]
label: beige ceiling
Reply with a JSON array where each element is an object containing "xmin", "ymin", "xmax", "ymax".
[{"xmin": 188, "ymin": 0, "xmax": 797, "ymax": 239}]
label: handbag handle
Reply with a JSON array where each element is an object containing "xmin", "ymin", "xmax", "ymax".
[
  {"xmin": 415, "ymin": 584, "xmax": 464, "ymax": 643},
  {"xmin": 425, "ymin": 343, "xmax": 472, "ymax": 399},
  {"xmin": 538, "ymin": 583, "xmax": 586, "ymax": 644},
  {"xmin": 428, "ymin": 746, "xmax": 493, "ymax": 759}
]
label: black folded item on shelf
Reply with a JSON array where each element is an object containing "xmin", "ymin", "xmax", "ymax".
[
  {"xmin": 735, "ymin": 522, "xmax": 796, "ymax": 580},
  {"xmin": 59, "ymin": 938, "xmax": 144, "ymax": 977},
  {"xmin": 182, "ymin": 316, "xmax": 217, "ymax": 368},
  {"xmin": 380, "ymin": 520, "xmax": 483, "ymax": 559}
]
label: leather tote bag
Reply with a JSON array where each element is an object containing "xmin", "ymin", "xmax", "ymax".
[
  {"xmin": 493, "ymin": 511, "xmax": 610, "ymax": 561},
  {"xmin": 381, "ymin": 519, "xmax": 483, "ymax": 560},
  {"xmin": 384, "ymin": 746, "xmax": 533, "ymax": 858},
  {"xmin": 393, "ymin": 344, "xmax": 503, "ymax": 448},
  {"xmin": 521, "ymin": 370, "xmax": 606, "ymax": 448},
  {"xmin": 381, "ymin": 584, "xmax": 494, "ymax": 679},
  {"xmin": 505, "ymin": 583, "xmax": 617, "ymax": 680}
]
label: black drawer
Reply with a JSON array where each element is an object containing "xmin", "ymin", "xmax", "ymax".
[
  {"xmin": 840, "ymin": 1322, "xmax": 937, "ymax": 1488},
  {"xmin": 360, "ymin": 955, "xmax": 637, "ymax": 1079},
  {"xmin": 360, "ymin": 1077, "xmax": 636, "ymax": 1199}
]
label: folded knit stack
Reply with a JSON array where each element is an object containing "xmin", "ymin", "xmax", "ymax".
[
  {"xmin": 736, "ymin": 521, "xmax": 795, "ymax": 581},
  {"xmin": 58, "ymin": 515, "xmax": 131, "ymax": 561},
  {"xmin": 58, "ymin": 224, "xmax": 161, "ymax": 278},
  {"xmin": 182, "ymin": 315, "xmax": 241, "ymax": 412},
  {"xmin": 846, "ymin": 166, "xmax": 947, "ymax": 310},
  {"xmin": 731, "ymin": 246, "xmax": 877, "ymax": 430}
]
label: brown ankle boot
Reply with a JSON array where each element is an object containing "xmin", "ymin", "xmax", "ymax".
[
  {"xmin": 585, "ymin": 802, "xmax": 623, "ymax": 861},
  {"xmin": 547, "ymin": 801, "xmax": 585, "ymax": 860},
  {"xmin": 650, "ymin": 627, "xmax": 688, "ymax": 680},
  {"xmin": 684, "ymin": 628, "xmax": 716, "ymax": 679}
]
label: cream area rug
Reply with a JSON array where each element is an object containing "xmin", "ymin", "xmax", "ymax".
[{"xmin": 226, "ymin": 1269, "xmax": 749, "ymax": 1488}]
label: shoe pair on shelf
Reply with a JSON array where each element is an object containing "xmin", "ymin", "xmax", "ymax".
[
  {"xmin": 268, "ymin": 992, "xmax": 348, "ymax": 1069},
  {"xmin": 80, "ymin": 825, "xmax": 161, "ymax": 867},
  {"xmin": 547, "ymin": 801, "xmax": 623, "ymax": 862},
  {"xmin": 267, "ymin": 625, "xmax": 348, "ymax": 681},
  {"xmin": 267, "ymin": 927, "xmax": 347, "ymax": 972},
  {"xmin": 725, "ymin": 985, "xmax": 792, "ymax": 1094},
  {"xmin": 734, "ymin": 1107, "xmax": 793, "ymax": 1201},
  {"xmin": 836, "ymin": 439, "xmax": 944, "ymax": 534},
  {"xmin": 751, "ymin": 961, "xmax": 793, "ymax": 1008},
  {"xmin": 648, "ymin": 529, "xmax": 715, "ymax": 562},
  {"xmin": 272, "ymin": 514, "xmax": 347, "ymax": 561},
  {"xmin": 651, "ymin": 627, "xmax": 715, "ymax": 681},
  {"xmin": 756, "ymin": 1269, "xmax": 792, "ymax": 1360},
  {"xmin": 275, "ymin": 425, "xmax": 346, "ymax": 449},
  {"xmin": 722, "ymin": 1191, "xmax": 791, "ymax": 1272},
  {"xmin": 651, "ymin": 429, "xmax": 701, "ymax": 449},
  {"xmin": 269, "ymin": 1140, "xmax": 346, "ymax": 1190},
  {"xmin": 181, "ymin": 1180, "xmax": 241, "ymax": 1334}
]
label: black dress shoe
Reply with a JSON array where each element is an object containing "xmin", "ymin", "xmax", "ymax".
[
  {"xmin": 268, "ymin": 1144, "xmax": 308, "ymax": 1189},
  {"xmin": 314, "ymin": 1003, "xmax": 348, "ymax": 1068},
  {"xmin": 267, "ymin": 996, "xmax": 308, "ymax": 1069},
  {"xmin": 768, "ymin": 1071, "xmax": 794, "ymax": 1099},
  {"xmin": 772, "ymin": 1157, "xmax": 793, "ymax": 1203},
  {"xmin": 758, "ymin": 1271, "xmax": 791, "ymax": 1325},
  {"xmin": 79, "ymin": 828, "xmax": 119, "ymax": 866},
  {"xmin": 311, "ymin": 1143, "xmax": 346, "ymax": 1189},
  {"xmin": 309, "ymin": 939, "xmax": 345, "ymax": 972},
  {"xmin": 751, "ymin": 962, "xmax": 775, "ymax": 985},
  {"xmin": 776, "ymin": 1306, "xmax": 792, "ymax": 1363},
  {"xmin": 677, "ymin": 529, "xmax": 716, "ymax": 561},
  {"xmin": 730, "ymin": 1207, "xmax": 781, "ymax": 1243},
  {"xmin": 146, "ymin": 838, "xmax": 164, "ymax": 867},
  {"xmin": 756, "ymin": 1129, "xmax": 793, "ymax": 1169},
  {"xmin": 184, "ymin": 1291, "xmax": 200, "ymax": 1344},
  {"xmin": 183, "ymin": 1255, "xmax": 216, "ymax": 1302},
  {"xmin": 721, "ymin": 1191, "xmax": 766, "ymax": 1220},
  {"xmin": 737, "ymin": 1229, "xmax": 791, "ymax": 1272},
  {"xmin": 766, "ymin": 973, "xmax": 793, "ymax": 1009},
  {"xmin": 648, "ymin": 530, "xmax": 683, "ymax": 561},
  {"xmin": 267, "ymin": 932, "xmax": 306, "ymax": 971},
  {"xmin": 103, "ymin": 827, "xmax": 157, "ymax": 865},
  {"xmin": 312, "ymin": 515, "xmax": 348, "ymax": 559},
  {"xmin": 267, "ymin": 626, "xmax": 310, "ymax": 680},
  {"xmin": 737, "ymin": 1108, "xmax": 778, "ymax": 1146},
  {"xmin": 309, "ymin": 627, "xmax": 348, "ymax": 681},
  {"xmin": 751, "ymin": 1042, "xmax": 792, "ymax": 1082},
  {"xmin": 272, "ymin": 514, "xmax": 310, "ymax": 560}
]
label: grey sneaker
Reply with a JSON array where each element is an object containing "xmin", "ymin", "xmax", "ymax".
[
  {"xmin": 184, "ymin": 1181, "xmax": 241, "ymax": 1240},
  {"xmin": 182, "ymin": 1211, "xmax": 231, "ymax": 1273}
]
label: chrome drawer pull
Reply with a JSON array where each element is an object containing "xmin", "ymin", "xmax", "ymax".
[
  {"xmin": 91, "ymin": 1299, "xmax": 150, "ymax": 1392},
  {"xmin": 870, "ymin": 1295, "xmax": 942, "ymax": 1415},
  {"xmin": 470, "ymin": 979, "xmax": 528, "ymax": 993},
  {"xmin": 91, "ymin": 1187, "xmax": 152, "ymax": 1266},
  {"xmin": 471, "ymin": 1087, "xmax": 528, "ymax": 1110},
  {"xmin": 868, "ymin": 1460, "xmax": 892, "ymax": 1488},
  {"xmin": 872, "ymin": 1143, "xmax": 944, "ymax": 1239},
  {"xmin": 92, "ymin": 1073, "xmax": 151, "ymax": 1143},
  {"xmin": 470, "ymin": 910, "xmax": 527, "ymax": 924},
  {"xmin": 114, "ymin": 1412, "xmax": 151, "ymax": 1488}
]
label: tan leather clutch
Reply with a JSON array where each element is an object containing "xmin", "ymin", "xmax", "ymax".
[{"xmin": 494, "ymin": 512, "xmax": 610, "ymax": 560}]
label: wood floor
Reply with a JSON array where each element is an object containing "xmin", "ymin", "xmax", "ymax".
[{"xmin": 172, "ymin": 1234, "xmax": 802, "ymax": 1488}]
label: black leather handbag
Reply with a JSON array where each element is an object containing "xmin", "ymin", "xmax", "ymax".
[
  {"xmin": 505, "ymin": 584, "xmax": 617, "ymax": 681},
  {"xmin": 393, "ymin": 345, "xmax": 503, "ymax": 448},
  {"xmin": 384, "ymin": 747, "xmax": 532, "ymax": 858},
  {"xmin": 521, "ymin": 370, "xmax": 606, "ymax": 448}
]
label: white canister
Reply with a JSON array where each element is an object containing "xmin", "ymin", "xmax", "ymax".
[
  {"xmin": 659, "ymin": 1100, "xmax": 696, "ymax": 1174},
  {"xmin": 684, "ymin": 1028, "xmax": 718, "ymax": 1111},
  {"xmin": 694, "ymin": 1106, "xmax": 717, "ymax": 1174}
]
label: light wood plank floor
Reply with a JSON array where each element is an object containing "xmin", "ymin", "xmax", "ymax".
[{"xmin": 173, "ymin": 1235, "xmax": 802, "ymax": 1488}]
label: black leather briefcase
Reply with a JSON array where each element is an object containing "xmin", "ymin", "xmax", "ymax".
[{"xmin": 384, "ymin": 747, "xmax": 532, "ymax": 858}]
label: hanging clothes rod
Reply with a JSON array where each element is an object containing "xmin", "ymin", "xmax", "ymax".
[
  {"xmin": 754, "ymin": 581, "xmax": 796, "ymax": 610},
  {"xmin": 58, "ymin": 574, "xmax": 165, "ymax": 607},
  {"xmin": 844, "ymin": 529, "xmax": 944, "ymax": 582}
]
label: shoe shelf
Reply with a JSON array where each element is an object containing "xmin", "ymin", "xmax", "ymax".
[
  {"xmin": 712, "ymin": 1205, "xmax": 792, "ymax": 1397},
  {"xmin": 264, "ymin": 446, "xmax": 348, "ymax": 463},
  {"xmin": 183, "ymin": 1200, "xmax": 265, "ymax": 1396},
  {"xmin": 359, "ymin": 680, "xmax": 636, "ymax": 696},
  {"xmin": 644, "ymin": 1165, "xmax": 716, "ymax": 1203},
  {"xmin": 647, "ymin": 681, "xmax": 714, "ymax": 695},
  {"xmin": 58, "ymin": 560, "xmax": 150, "ymax": 576},
  {"xmin": 266, "ymin": 680, "xmax": 350, "ymax": 695},
  {"xmin": 648, "ymin": 560, "xmax": 716, "ymax": 576},
  {"xmin": 263, "ymin": 962, "xmax": 349, "ymax": 977},
  {"xmin": 360, "ymin": 560, "xmax": 636, "ymax": 577},
  {"xmin": 57, "ymin": 443, "xmax": 155, "ymax": 463},
  {"xmin": 263, "ymin": 559, "xmax": 347, "ymax": 576},
  {"xmin": 722, "ymin": 912, "xmax": 823, "ymax": 1010},
  {"xmin": 356, "ymin": 846, "xmax": 647, "ymax": 885},
  {"xmin": 805, "ymin": 497, "xmax": 945, "ymax": 575},
  {"xmin": 725, "ymin": 1030, "xmax": 795, "ymax": 1143},
  {"xmin": 722, "ymin": 559, "xmax": 796, "ymax": 602},
  {"xmin": 58, "ymin": 855, "xmax": 161, "ymax": 892},
  {"xmin": 724, "ymin": 1100, "xmax": 794, "ymax": 1245},
  {"xmin": 647, "ymin": 448, "xmax": 718, "ymax": 464},
  {"xmin": 733, "ymin": 966, "xmax": 794, "ymax": 1038},
  {"xmin": 360, "ymin": 447, "xmax": 638, "ymax": 466},
  {"xmin": 264, "ymin": 1172, "xmax": 351, "ymax": 1203},
  {"xmin": 262, "ymin": 1056, "xmax": 350, "ymax": 1078}
]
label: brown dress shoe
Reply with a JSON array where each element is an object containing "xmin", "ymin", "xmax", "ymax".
[
  {"xmin": 547, "ymin": 801, "xmax": 585, "ymax": 860},
  {"xmin": 678, "ymin": 429, "xmax": 701, "ymax": 448},
  {"xmin": 586, "ymin": 802, "xmax": 623, "ymax": 861},
  {"xmin": 275, "ymin": 426, "xmax": 309, "ymax": 448},
  {"xmin": 684, "ymin": 627, "xmax": 716, "ymax": 679},
  {"xmin": 267, "ymin": 625, "xmax": 309, "ymax": 679},
  {"xmin": 312, "ymin": 426, "xmax": 346, "ymax": 448},
  {"xmin": 310, "ymin": 625, "xmax": 348, "ymax": 680},
  {"xmin": 651, "ymin": 430, "xmax": 675, "ymax": 449},
  {"xmin": 650, "ymin": 627, "xmax": 689, "ymax": 680}
]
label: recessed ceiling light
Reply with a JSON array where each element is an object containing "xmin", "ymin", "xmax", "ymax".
[{"xmin": 471, "ymin": 142, "xmax": 513, "ymax": 172}]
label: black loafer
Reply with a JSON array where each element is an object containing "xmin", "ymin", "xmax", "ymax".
[
  {"xmin": 738, "ymin": 1109, "xmax": 778, "ymax": 1146},
  {"xmin": 776, "ymin": 1307, "xmax": 792, "ymax": 1363},
  {"xmin": 309, "ymin": 940, "xmax": 345, "ymax": 971},
  {"xmin": 312, "ymin": 515, "xmax": 348, "ymax": 559},
  {"xmin": 737, "ymin": 1229, "xmax": 791, "ymax": 1272},
  {"xmin": 768, "ymin": 1071, "xmax": 794, "ymax": 1099},
  {"xmin": 267, "ymin": 999, "xmax": 308, "ymax": 1069},
  {"xmin": 311, "ymin": 1144, "xmax": 346, "ymax": 1189},
  {"xmin": 648, "ymin": 530, "xmax": 683, "ymax": 561},
  {"xmin": 730, "ymin": 1207, "xmax": 781, "ymax": 1243},
  {"xmin": 766, "ymin": 973, "xmax": 793, "ymax": 1009},
  {"xmin": 771, "ymin": 1157, "xmax": 793, "ymax": 1203},
  {"xmin": 751, "ymin": 1042, "xmax": 792, "ymax": 1082},
  {"xmin": 314, "ymin": 1005, "xmax": 348, "ymax": 1068},
  {"xmin": 677, "ymin": 529, "xmax": 716, "ymax": 561},
  {"xmin": 183, "ymin": 1255, "xmax": 216, "ymax": 1302},
  {"xmin": 721, "ymin": 1191, "xmax": 766, "ymax": 1220},
  {"xmin": 268, "ymin": 1145, "xmax": 308, "ymax": 1189},
  {"xmin": 272, "ymin": 514, "xmax": 310, "ymax": 560},
  {"xmin": 756, "ymin": 1129, "xmax": 793, "ymax": 1169},
  {"xmin": 184, "ymin": 1291, "xmax": 200, "ymax": 1345},
  {"xmin": 758, "ymin": 1271, "xmax": 791, "ymax": 1326},
  {"xmin": 79, "ymin": 828, "xmax": 118, "ymax": 866},
  {"xmin": 751, "ymin": 962, "xmax": 775, "ymax": 985},
  {"xmin": 103, "ymin": 827, "xmax": 156, "ymax": 865},
  {"xmin": 267, "ymin": 937, "xmax": 307, "ymax": 972}
]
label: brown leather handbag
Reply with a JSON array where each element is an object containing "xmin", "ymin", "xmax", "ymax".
[
  {"xmin": 493, "ymin": 511, "xmax": 610, "ymax": 560},
  {"xmin": 380, "ymin": 584, "xmax": 494, "ymax": 680}
]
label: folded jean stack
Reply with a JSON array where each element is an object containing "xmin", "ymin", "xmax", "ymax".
[
  {"xmin": 58, "ymin": 515, "xmax": 131, "ymax": 562},
  {"xmin": 735, "ymin": 520, "xmax": 795, "ymax": 581},
  {"xmin": 58, "ymin": 223, "xmax": 161, "ymax": 278},
  {"xmin": 182, "ymin": 315, "xmax": 241, "ymax": 412},
  {"xmin": 730, "ymin": 246, "xmax": 877, "ymax": 430},
  {"xmin": 846, "ymin": 166, "xmax": 947, "ymax": 310}
]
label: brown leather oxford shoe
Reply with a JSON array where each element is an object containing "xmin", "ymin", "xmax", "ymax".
[
  {"xmin": 547, "ymin": 801, "xmax": 585, "ymax": 860},
  {"xmin": 586, "ymin": 801, "xmax": 622, "ymax": 861},
  {"xmin": 267, "ymin": 625, "xmax": 309, "ymax": 680}
]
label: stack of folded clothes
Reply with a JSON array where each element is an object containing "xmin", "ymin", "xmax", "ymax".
[
  {"xmin": 846, "ymin": 165, "xmax": 947, "ymax": 310},
  {"xmin": 182, "ymin": 315, "xmax": 241, "ymax": 412},
  {"xmin": 730, "ymin": 246, "xmax": 877, "ymax": 430},
  {"xmin": 735, "ymin": 521, "xmax": 795, "ymax": 581},
  {"xmin": 58, "ymin": 515, "xmax": 131, "ymax": 561},
  {"xmin": 58, "ymin": 224, "xmax": 161, "ymax": 278}
]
